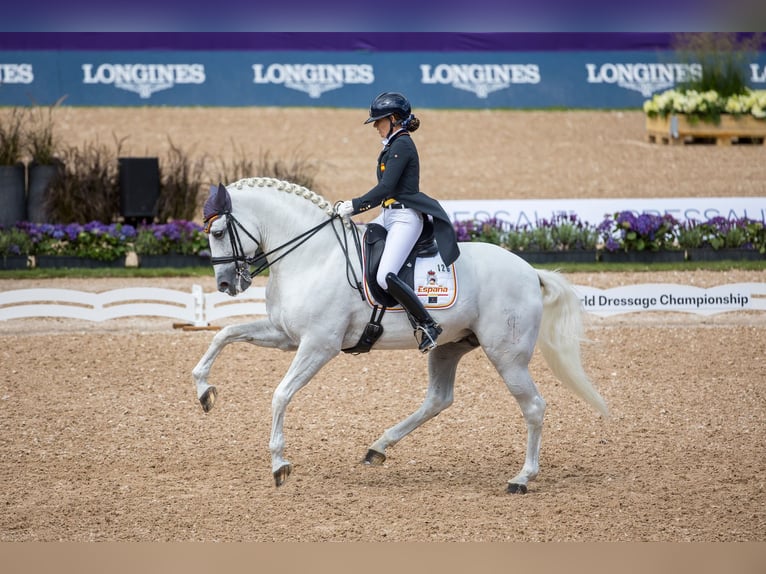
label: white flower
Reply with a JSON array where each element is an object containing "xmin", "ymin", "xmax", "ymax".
[{"xmin": 644, "ymin": 88, "xmax": 766, "ymax": 121}]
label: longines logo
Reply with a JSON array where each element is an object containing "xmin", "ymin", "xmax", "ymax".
[
  {"xmin": 420, "ymin": 63, "xmax": 540, "ymax": 98},
  {"xmin": 0, "ymin": 63, "xmax": 33, "ymax": 84},
  {"xmin": 585, "ymin": 62, "xmax": 702, "ymax": 97},
  {"xmin": 751, "ymin": 63, "xmax": 766, "ymax": 83},
  {"xmin": 252, "ymin": 63, "xmax": 375, "ymax": 98},
  {"xmin": 82, "ymin": 63, "xmax": 206, "ymax": 98}
]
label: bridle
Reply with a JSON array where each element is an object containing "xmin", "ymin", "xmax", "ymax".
[{"xmin": 204, "ymin": 210, "xmax": 365, "ymax": 297}]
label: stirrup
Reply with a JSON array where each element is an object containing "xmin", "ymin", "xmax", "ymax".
[{"xmin": 416, "ymin": 323, "xmax": 442, "ymax": 353}]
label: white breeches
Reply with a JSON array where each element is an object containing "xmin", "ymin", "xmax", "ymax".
[{"xmin": 370, "ymin": 207, "xmax": 424, "ymax": 290}]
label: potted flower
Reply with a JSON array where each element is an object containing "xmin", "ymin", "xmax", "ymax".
[
  {"xmin": 682, "ymin": 217, "xmax": 765, "ymax": 261},
  {"xmin": 0, "ymin": 224, "xmax": 32, "ymax": 270},
  {"xmin": 644, "ymin": 33, "xmax": 766, "ymax": 143},
  {"xmin": 134, "ymin": 220, "xmax": 210, "ymax": 268},
  {"xmin": 524, "ymin": 214, "xmax": 600, "ymax": 263},
  {"xmin": 24, "ymin": 221, "xmax": 135, "ymax": 268},
  {"xmin": 598, "ymin": 211, "xmax": 685, "ymax": 263},
  {"xmin": 0, "ymin": 108, "xmax": 27, "ymax": 228},
  {"xmin": 453, "ymin": 215, "xmax": 600, "ymax": 263}
]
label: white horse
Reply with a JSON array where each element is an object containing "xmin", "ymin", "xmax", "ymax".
[{"xmin": 192, "ymin": 177, "xmax": 608, "ymax": 493}]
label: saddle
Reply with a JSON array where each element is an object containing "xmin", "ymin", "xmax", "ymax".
[
  {"xmin": 342, "ymin": 219, "xmax": 438, "ymax": 355},
  {"xmin": 363, "ymin": 219, "xmax": 439, "ymax": 308}
]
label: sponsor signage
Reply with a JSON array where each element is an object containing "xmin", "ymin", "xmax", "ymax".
[
  {"xmin": 441, "ymin": 198, "xmax": 766, "ymax": 227},
  {"xmin": 584, "ymin": 61, "xmax": 701, "ymax": 97},
  {"xmin": 81, "ymin": 62, "xmax": 206, "ymax": 99},
  {"xmin": 574, "ymin": 283, "xmax": 766, "ymax": 316},
  {"xmin": 0, "ymin": 49, "xmax": 764, "ymax": 108}
]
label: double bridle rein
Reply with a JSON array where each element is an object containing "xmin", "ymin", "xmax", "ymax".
[{"xmin": 204, "ymin": 211, "xmax": 365, "ymax": 297}]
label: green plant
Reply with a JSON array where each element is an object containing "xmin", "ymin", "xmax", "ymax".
[
  {"xmin": 0, "ymin": 225, "xmax": 32, "ymax": 256},
  {"xmin": 19, "ymin": 221, "xmax": 135, "ymax": 261},
  {"xmin": 133, "ymin": 221, "xmax": 209, "ymax": 256},
  {"xmin": 528, "ymin": 225, "xmax": 556, "ymax": 251},
  {"xmin": 454, "ymin": 215, "xmax": 601, "ymax": 252},
  {"xmin": 503, "ymin": 227, "xmax": 532, "ymax": 252},
  {"xmin": 0, "ymin": 107, "xmax": 26, "ymax": 165},
  {"xmin": 26, "ymin": 97, "xmax": 66, "ymax": 165},
  {"xmin": 214, "ymin": 145, "xmax": 321, "ymax": 191},
  {"xmin": 44, "ymin": 137, "xmax": 125, "ymax": 223},
  {"xmin": 255, "ymin": 149, "xmax": 320, "ymax": 190},
  {"xmin": 214, "ymin": 140, "xmax": 256, "ymax": 184},
  {"xmin": 676, "ymin": 221, "xmax": 706, "ymax": 249},
  {"xmin": 697, "ymin": 217, "xmax": 765, "ymax": 252},
  {"xmin": 156, "ymin": 138, "xmax": 208, "ymax": 222},
  {"xmin": 673, "ymin": 33, "xmax": 763, "ymax": 98},
  {"xmin": 600, "ymin": 212, "xmax": 679, "ymax": 252}
]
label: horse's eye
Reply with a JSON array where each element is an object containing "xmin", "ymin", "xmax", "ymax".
[{"xmin": 212, "ymin": 230, "xmax": 224, "ymax": 239}]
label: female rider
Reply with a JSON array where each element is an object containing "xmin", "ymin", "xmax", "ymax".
[{"xmin": 335, "ymin": 92, "xmax": 460, "ymax": 353}]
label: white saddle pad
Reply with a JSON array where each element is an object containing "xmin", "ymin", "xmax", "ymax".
[{"xmin": 363, "ymin": 254, "xmax": 458, "ymax": 311}]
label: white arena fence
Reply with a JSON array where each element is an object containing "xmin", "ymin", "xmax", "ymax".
[
  {"xmin": 0, "ymin": 285, "xmax": 267, "ymax": 327},
  {"xmin": 0, "ymin": 283, "xmax": 765, "ymax": 326}
]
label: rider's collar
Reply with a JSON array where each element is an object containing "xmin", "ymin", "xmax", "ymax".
[{"xmin": 381, "ymin": 128, "xmax": 407, "ymax": 148}]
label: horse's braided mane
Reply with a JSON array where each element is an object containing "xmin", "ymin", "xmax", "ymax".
[
  {"xmin": 230, "ymin": 177, "xmax": 333, "ymax": 213},
  {"xmin": 229, "ymin": 177, "xmax": 353, "ymax": 228}
]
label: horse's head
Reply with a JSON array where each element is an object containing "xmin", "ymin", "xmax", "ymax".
[{"xmin": 203, "ymin": 183, "xmax": 261, "ymax": 296}]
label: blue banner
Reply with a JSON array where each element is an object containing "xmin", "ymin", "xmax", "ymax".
[{"xmin": 2, "ymin": 48, "xmax": 765, "ymax": 108}]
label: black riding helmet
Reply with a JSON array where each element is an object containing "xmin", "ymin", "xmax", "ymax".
[{"xmin": 364, "ymin": 92, "xmax": 412, "ymax": 124}]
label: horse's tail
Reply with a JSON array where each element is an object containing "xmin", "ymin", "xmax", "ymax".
[{"xmin": 535, "ymin": 269, "xmax": 609, "ymax": 418}]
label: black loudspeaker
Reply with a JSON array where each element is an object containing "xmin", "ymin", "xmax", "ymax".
[{"xmin": 119, "ymin": 157, "xmax": 160, "ymax": 220}]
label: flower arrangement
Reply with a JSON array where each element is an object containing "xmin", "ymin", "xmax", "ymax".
[
  {"xmin": 14, "ymin": 221, "xmax": 136, "ymax": 261},
  {"xmin": 598, "ymin": 211, "xmax": 680, "ymax": 252},
  {"xmin": 454, "ymin": 214, "xmax": 600, "ymax": 252},
  {"xmin": 677, "ymin": 216, "xmax": 765, "ymax": 251},
  {"xmin": 134, "ymin": 220, "xmax": 210, "ymax": 256},
  {"xmin": 1, "ymin": 214, "xmax": 762, "ymax": 264},
  {"xmin": 0, "ymin": 226, "xmax": 32, "ymax": 257},
  {"xmin": 454, "ymin": 212, "xmax": 765, "ymax": 255},
  {"xmin": 643, "ymin": 88, "xmax": 766, "ymax": 124},
  {"xmin": 644, "ymin": 33, "xmax": 765, "ymax": 125},
  {"xmin": 0, "ymin": 220, "xmax": 210, "ymax": 261}
]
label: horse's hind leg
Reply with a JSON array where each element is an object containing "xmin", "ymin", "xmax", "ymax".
[
  {"xmin": 192, "ymin": 318, "xmax": 294, "ymax": 412},
  {"xmin": 483, "ymin": 346, "xmax": 546, "ymax": 494},
  {"xmin": 365, "ymin": 338, "xmax": 477, "ymax": 465}
]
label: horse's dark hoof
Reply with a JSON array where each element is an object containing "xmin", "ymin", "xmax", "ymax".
[
  {"xmin": 274, "ymin": 463, "xmax": 292, "ymax": 487},
  {"xmin": 506, "ymin": 482, "xmax": 528, "ymax": 494},
  {"xmin": 199, "ymin": 386, "xmax": 217, "ymax": 413},
  {"xmin": 364, "ymin": 449, "xmax": 386, "ymax": 465}
]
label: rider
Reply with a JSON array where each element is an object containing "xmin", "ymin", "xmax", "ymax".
[{"xmin": 334, "ymin": 91, "xmax": 460, "ymax": 353}]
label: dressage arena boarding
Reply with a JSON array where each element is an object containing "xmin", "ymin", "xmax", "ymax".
[{"xmin": 0, "ymin": 108, "xmax": 764, "ymax": 544}]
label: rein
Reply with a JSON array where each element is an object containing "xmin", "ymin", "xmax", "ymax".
[{"xmin": 207, "ymin": 211, "xmax": 365, "ymax": 298}]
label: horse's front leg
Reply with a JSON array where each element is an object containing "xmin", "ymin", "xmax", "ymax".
[
  {"xmin": 192, "ymin": 318, "xmax": 295, "ymax": 412},
  {"xmin": 269, "ymin": 340, "xmax": 338, "ymax": 486}
]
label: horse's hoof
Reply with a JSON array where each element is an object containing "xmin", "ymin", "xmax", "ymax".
[
  {"xmin": 364, "ymin": 449, "xmax": 386, "ymax": 465},
  {"xmin": 199, "ymin": 386, "xmax": 217, "ymax": 413},
  {"xmin": 273, "ymin": 463, "xmax": 292, "ymax": 487},
  {"xmin": 506, "ymin": 482, "xmax": 528, "ymax": 494}
]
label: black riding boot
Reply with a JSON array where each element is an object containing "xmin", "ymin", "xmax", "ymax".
[{"xmin": 385, "ymin": 272, "xmax": 443, "ymax": 353}]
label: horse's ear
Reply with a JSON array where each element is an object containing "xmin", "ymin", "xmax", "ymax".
[
  {"xmin": 203, "ymin": 182, "xmax": 232, "ymax": 221},
  {"xmin": 217, "ymin": 183, "xmax": 232, "ymax": 212}
]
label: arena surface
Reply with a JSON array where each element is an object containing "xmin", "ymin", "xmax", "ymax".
[{"xmin": 0, "ymin": 108, "xmax": 764, "ymax": 542}]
